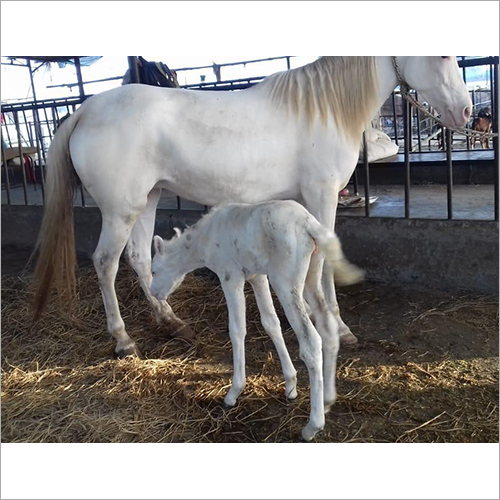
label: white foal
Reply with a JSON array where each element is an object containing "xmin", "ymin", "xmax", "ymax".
[{"xmin": 151, "ymin": 200, "xmax": 354, "ymax": 441}]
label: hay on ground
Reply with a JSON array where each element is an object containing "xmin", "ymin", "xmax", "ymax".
[{"xmin": 1, "ymin": 264, "xmax": 498, "ymax": 443}]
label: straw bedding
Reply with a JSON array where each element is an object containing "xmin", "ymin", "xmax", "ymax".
[{"xmin": 1, "ymin": 261, "xmax": 498, "ymax": 443}]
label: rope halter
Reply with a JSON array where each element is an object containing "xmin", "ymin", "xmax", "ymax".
[{"xmin": 390, "ymin": 56, "xmax": 498, "ymax": 139}]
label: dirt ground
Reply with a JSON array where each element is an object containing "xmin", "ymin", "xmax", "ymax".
[{"xmin": 1, "ymin": 248, "xmax": 498, "ymax": 443}]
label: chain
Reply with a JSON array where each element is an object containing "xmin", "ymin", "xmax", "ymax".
[{"xmin": 391, "ymin": 56, "xmax": 498, "ymax": 139}]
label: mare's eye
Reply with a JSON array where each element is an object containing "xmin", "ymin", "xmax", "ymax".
[{"xmin": 441, "ymin": 56, "xmax": 450, "ymax": 60}]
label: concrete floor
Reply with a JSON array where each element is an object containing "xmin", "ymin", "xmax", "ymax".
[
  {"xmin": 340, "ymin": 184, "xmax": 496, "ymax": 220},
  {"xmin": 1, "ymin": 183, "xmax": 496, "ymax": 221}
]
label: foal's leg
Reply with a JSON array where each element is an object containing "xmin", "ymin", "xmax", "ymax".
[
  {"xmin": 248, "ymin": 275, "xmax": 298, "ymax": 400},
  {"xmin": 271, "ymin": 276, "xmax": 325, "ymax": 442},
  {"xmin": 220, "ymin": 273, "xmax": 248, "ymax": 407},
  {"xmin": 302, "ymin": 184, "xmax": 359, "ymax": 345},
  {"xmin": 125, "ymin": 187, "xmax": 193, "ymax": 338},
  {"xmin": 93, "ymin": 214, "xmax": 140, "ymax": 357},
  {"xmin": 303, "ymin": 265, "xmax": 340, "ymax": 413}
]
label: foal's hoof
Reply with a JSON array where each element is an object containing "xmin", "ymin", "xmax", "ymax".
[
  {"xmin": 340, "ymin": 331, "xmax": 358, "ymax": 346},
  {"xmin": 299, "ymin": 427, "xmax": 320, "ymax": 442},
  {"xmin": 114, "ymin": 343, "xmax": 142, "ymax": 359}
]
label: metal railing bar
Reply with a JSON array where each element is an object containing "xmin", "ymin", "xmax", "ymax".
[
  {"xmin": 13, "ymin": 111, "xmax": 28, "ymax": 205},
  {"xmin": 403, "ymin": 98, "xmax": 411, "ymax": 218},
  {"xmin": 391, "ymin": 91, "xmax": 399, "ymax": 145},
  {"xmin": 1, "ymin": 139, "xmax": 12, "ymax": 204},
  {"xmin": 33, "ymin": 112, "xmax": 45, "ymax": 202},
  {"xmin": 42, "ymin": 107, "xmax": 53, "ymax": 142},
  {"xmin": 34, "ymin": 108, "xmax": 48, "ymax": 166},
  {"xmin": 22, "ymin": 109, "xmax": 33, "ymax": 146},
  {"xmin": 492, "ymin": 61, "xmax": 499, "ymax": 222},
  {"xmin": 458, "ymin": 56, "xmax": 499, "ymax": 68},
  {"xmin": 1, "ymin": 96, "xmax": 87, "ymax": 113},
  {"xmin": 363, "ymin": 131, "xmax": 370, "ymax": 217},
  {"xmin": 446, "ymin": 129, "xmax": 454, "ymax": 220},
  {"xmin": 3, "ymin": 115, "xmax": 13, "ymax": 146},
  {"xmin": 415, "ymin": 91, "xmax": 422, "ymax": 152}
]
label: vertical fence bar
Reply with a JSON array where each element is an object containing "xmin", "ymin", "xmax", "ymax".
[
  {"xmin": 403, "ymin": 98, "xmax": 411, "ymax": 218},
  {"xmin": 13, "ymin": 111, "xmax": 29, "ymax": 205},
  {"xmin": 490, "ymin": 64, "xmax": 494, "ymax": 116},
  {"xmin": 42, "ymin": 107, "xmax": 53, "ymax": 141},
  {"xmin": 353, "ymin": 167, "xmax": 359, "ymax": 195},
  {"xmin": 446, "ymin": 129, "xmax": 453, "ymax": 220},
  {"xmin": 22, "ymin": 109, "xmax": 33, "ymax": 146},
  {"xmin": 492, "ymin": 61, "xmax": 499, "ymax": 222},
  {"xmin": 461, "ymin": 62, "xmax": 470, "ymax": 151},
  {"xmin": 33, "ymin": 110, "xmax": 45, "ymax": 202},
  {"xmin": 415, "ymin": 91, "xmax": 422, "ymax": 152},
  {"xmin": 4, "ymin": 113, "xmax": 13, "ymax": 147},
  {"xmin": 176, "ymin": 196, "xmax": 181, "ymax": 210},
  {"xmin": 1, "ymin": 139, "xmax": 11, "ymax": 205},
  {"xmin": 74, "ymin": 57, "xmax": 85, "ymax": 98},
  {"xmin": 286, "ymin": 57, "xmax": 291, "ymax": 70},
  {"xmin": 33, "ymin": 108, "xmax": 48, "ymax": 171},
  {"xmin": 363, "ymin": 131, "xmax": 370, "ymax": 217},
  {"xmin": 52, "ymin": 106, "xmax": 60, "ymax": 127},
  {"xmin": 391, "ymin": 91, "xmax": 399, "ymax": 145}
]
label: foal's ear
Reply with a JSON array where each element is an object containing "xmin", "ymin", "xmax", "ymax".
[{"xmin": 153, "ymin": 235, "xmax": 164, "ymax": 256}]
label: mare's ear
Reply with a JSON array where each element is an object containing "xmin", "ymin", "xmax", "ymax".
[
  {"xmin": 173, "ymin": 227, "xmax": 182, "ymax": 239},
  {"xmin": 153, "ymin": 235, "xmax": 164, "ymax": 256}
]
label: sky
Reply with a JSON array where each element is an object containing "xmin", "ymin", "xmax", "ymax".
[
  {"xmin": 0, "ymin": 56, "xmax": 493, "ymax": 104},
  {"xmin": 0, "ymin": 56, "xmax": 318, "ymax": 103}
]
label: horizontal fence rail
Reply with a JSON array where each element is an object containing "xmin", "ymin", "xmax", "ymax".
[{"xmin": 1, "ymin": 56, "xmax": 499, "ymax": 222}]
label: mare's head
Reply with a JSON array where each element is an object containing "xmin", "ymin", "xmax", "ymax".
[
  {"xmin": 150, "ymin": 233, "xmax": 187, "ymax": 301},
  {"xmin": 398, "ymin": 56, "xmax": 472, "ymax": 128}
]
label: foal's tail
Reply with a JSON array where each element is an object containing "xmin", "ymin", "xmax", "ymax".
[
  {"xmin": 32, "ymin": 106, "xmax": 85, "ymax": 319},
  {"xmin": 306, "ymin": 219, "xmax": 365, "ymax": 286}
]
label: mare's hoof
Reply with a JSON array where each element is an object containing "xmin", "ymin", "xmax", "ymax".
[
  {"xmin": 340, "ymin": 332, "xmax": 358, "ymax": 346},
  {"xmin": 114, "ymin": 344, "xmax": 142, "ymax": 359}
]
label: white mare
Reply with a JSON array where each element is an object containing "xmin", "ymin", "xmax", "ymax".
[
  {"xmin": 151, "ymin": 200, "xmax": 346, "ymax": 441},
  {"xmin": 33, "ymin": 56, "xmax": 472, "ymax": 357}
]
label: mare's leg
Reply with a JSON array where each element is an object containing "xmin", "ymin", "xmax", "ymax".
[
  {"xmin": 220, "ymin": 273, "xmax": 248, "ymax": 407},
  {"xmin": 270, "ymin": 275, "xmax": 325, "ymax": 442},
  {"xmin": 247, "ymin": 274, "xmax": 298, "ymax": 400},
  {"xmin": 93, "ymin": 213, "xmax": 140, "ymax": 357},
  {"xmin": 302, "ymin": 182, "xmax": 360, "ymax": 345},
  {"xmin": 125, "ymin": 187, "xmax": 193, "ymax": 338},
  {"xmin": 303, "ymin": 264, "xmax": 340, "ymax": 413}
]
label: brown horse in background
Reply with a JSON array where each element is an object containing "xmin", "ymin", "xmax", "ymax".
[{"xmin": 471, "ymin": 107, "xmax": 493, "ymax": 149}]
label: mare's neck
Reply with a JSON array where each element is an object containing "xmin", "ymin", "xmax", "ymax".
[{"xmin": 373, "ymin": 56, "xmax": 399, "ymax": 120}]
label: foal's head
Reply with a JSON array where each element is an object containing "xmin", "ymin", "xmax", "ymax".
[{"xmin": 150, "ymin": 233, "xmax": 188, "ymax": 301}]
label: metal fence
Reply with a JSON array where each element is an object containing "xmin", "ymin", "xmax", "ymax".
[{"xmin": 2, "ymin": 56, "xmax": 498, "ymax": 221}]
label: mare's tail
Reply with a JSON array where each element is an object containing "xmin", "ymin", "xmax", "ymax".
[{"xmin": 32, "ymin": 106, "xmax": 85, "ymax": 318}]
